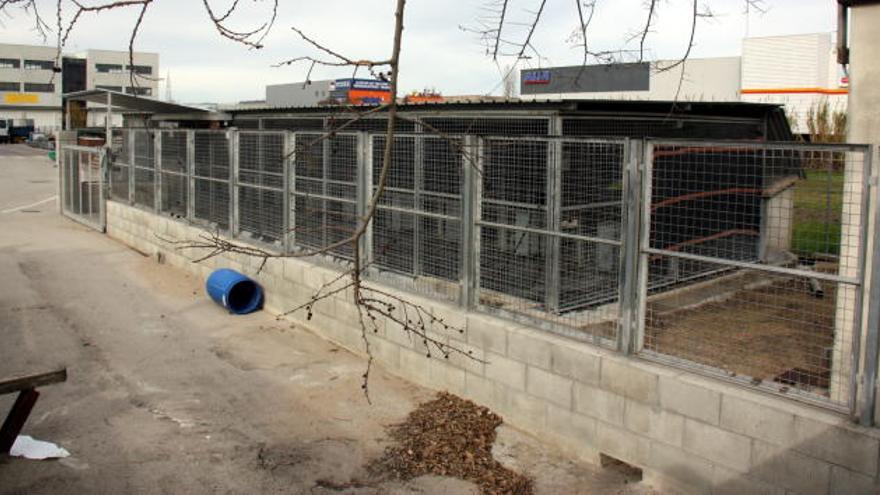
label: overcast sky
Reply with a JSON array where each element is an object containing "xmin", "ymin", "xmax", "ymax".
[{"xmin": 1, "ymin": 0, "xmax": 836, "ymax": 103}]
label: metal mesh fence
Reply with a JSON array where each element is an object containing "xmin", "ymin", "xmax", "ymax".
[
  {"xmin": 89, "ymin": 127, "xmax": 877, "ymax": 413},
  {"xmin": 477, "ymin": 137, "xmax": 624, "ymax": 343},
  {"xmin": 291, "ymin": 133, "xmax": 360, "ymax": 260},
  {"xmin": 160, "ymin": 130, "xmax": 188, "ymax": 218},
  {"xmin": 641, "ymin": 142, "xmax": 870, "ymax": 409},
  {"xmin": 60, "ymin": 146, "xmax": 104, "ymax": 230},
  {"xmin": 109, "ymin": 129, "xmax": 130, "ymax": 202},
  {"xmin": 132, "ymin": 129, "xmax": 155, "ymax": 208},
  {"xmin": 237, "ymin": 132, "xmax": 286, "ymax": 245},
  {"xmin": 193, "ymin": 131, "xmax": 231, "ymax": 230}
]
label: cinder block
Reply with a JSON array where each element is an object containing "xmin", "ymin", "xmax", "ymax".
[
  {"xmin": 792, "ymin": 416, "xmax": 880, "ymax": 477},
  {"xmin": 550, "ymin": 342, "xmax": 602, "ymax": 386},
  {"xmin": 398, "ymin": 347, "xmax": 431, "ymax": 388},
  {"xmin": 463, "ymin": 372, "xmax": 506, "ymax": 413},
  {"xmin": 279, "ymin": 258, "xmax": 302, "ymax": 282},
  {"xmin": 526, "ymin": 366, "xmax": 573, "ymax": 408},
  {"xmin": 750, "ymin": 440, "xmax": 831, "ymax": 495},
  {"xmin": 484, "ymin": 352, "xmax": 527, "ymax": 391},
  {"xmin": 624, "ymin": 399, "xmax": 684, "ymax": 447},
  {"xmin": 507, "ymin": 329, "xmax": 552, "ymax": 369},
  {"xmin": 595, "ymin": 421, "xmax": 650, "ymax": 468},
  {"xmin": 546, "ymin": 404, "xmax": 598, "ymax": 459},
  {"xmin": 712, "ymin": 465, "xmax": 785, "ymax": 495},
  {"xmin": 428, "ymin": 358, "xmax": 466, "ymax": 395},
  {"xmin": 647, "ymin": 441, "xmax": 714, "ymax": 495},
  {"xmin": 719, "ymin": 395, "xmax": 795, "ymax": 448},
  {"xmin": 466, "ymin": 314, "xmax": 508, "ymax": 355},
  {"xmin": 445, "ymin": 341, "xmax": 485, "ymax": 376},
  {"xmin": 574, "ymin": 382, "xmax": 625, "ymax": 426},
  {"xmin": 660, "ymin": 375, "xmax": 721, "ymax": 425},
  {"xmin": 600, "ymin": 358, "xmax": 659, "ymax": 405},
  {"xmin": 683, "ymin": 418, "xmax": 751, "ymax": 473},
  {"xmin": 504, "ymin": 389, "xmax": 547, "ymax": 433},
  {"xmin": 430, "ymin": 303, "xmax": 468, "ymax": 338},
  {"xmin": 830, "ymin": 465, "xmax": 879, "ymax": 495}
]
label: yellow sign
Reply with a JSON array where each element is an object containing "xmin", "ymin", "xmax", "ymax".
[{"xmin": 3, "ymin": 93, "xmax": 39, "ymax": 104}]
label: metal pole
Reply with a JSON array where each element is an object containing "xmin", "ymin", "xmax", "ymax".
[
  {"xmin": 544, "ymin": 137, "xmax": 562, "ymax": 313},
  {"xmin": 282, "ymin": 131, "xmax": 292, "ymax": 254},
  {"xmin": 187, "ymin": 130, "xmax": 195, "ymax": 221},
  {"xmin": 358, "ymin": 132, "xmax": 374, "ymax": 268},
  {"xmin": 154, "ymin": 131, "xmax": 161, "ymax": 213},
  {"xmin": 460, "ymin": 135, "xmax": 479, "ymax": 308},
  {"xmin": 618, "ymin": 139, "xmax": 643, "ymax": 355},
  {"xmin": 413, "ymin": 134, "xmax": 423, "ymax": 277},
  {"xmin": 860, "ymin": 145, "xmax": 880, "ymax": 426},
  {"xmin": 230, "ymin": 129, "xmax": 239, "ymax": 235},
  {"xmin": 633, "ymin": 140, "xmax": 654, "ymax": 353}
]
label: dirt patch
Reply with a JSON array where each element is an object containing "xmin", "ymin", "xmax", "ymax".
[
  {"xmin": 646, "ymin": 271, "xmax": 837, "ymax": 393},
  {"xmin": 368, "ymin": 392, "xmax": 533, "ymax": 495}
]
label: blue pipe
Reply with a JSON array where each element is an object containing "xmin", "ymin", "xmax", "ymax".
[{"xmin": 205, "ymin": 268, "xmax": 263, "ymax": 315}]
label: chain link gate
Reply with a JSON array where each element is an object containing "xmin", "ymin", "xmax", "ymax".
[
  {"xmin": 634, "ymin": 140, "xmax": 873, "ymax": 414},
  {"xmin": 59, "ymin": 145, "xmax": 106, "ymax": 231}
]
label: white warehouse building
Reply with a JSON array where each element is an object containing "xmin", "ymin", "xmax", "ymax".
[
  {"xmin": 0, "ymin": 43, "xmax": 159, "ymax": 134},
  {"xmin": 519, "ymin": 32, "xmax": 846, "ymax": 134}
]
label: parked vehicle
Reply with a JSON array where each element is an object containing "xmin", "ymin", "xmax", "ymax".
[
  {"xmin": 8, "ymin": 119, "xmax": 35, "ymax": 143},
  {"xmin": 0, "ymin": 120, "xmax": 8, "ymax": 144}
]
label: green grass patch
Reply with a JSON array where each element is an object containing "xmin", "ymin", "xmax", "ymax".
[{"xmin": 791, "ymin": 170, "xmax": 844, "ymax": 257}]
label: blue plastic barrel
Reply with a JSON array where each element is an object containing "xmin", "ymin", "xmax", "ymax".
[{"xmin": 205, "ymin": 268, "xmax": 263, "ymax": 315}]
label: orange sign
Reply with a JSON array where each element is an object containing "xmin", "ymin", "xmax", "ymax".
[{"xmin": 3, "ymin": 93, "xmax": 39, "ymax": 104}]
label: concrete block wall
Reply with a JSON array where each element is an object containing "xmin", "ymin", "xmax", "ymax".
[{"xmin": 106, "ymin": 201, "xmax": 880, "ymax": 495}]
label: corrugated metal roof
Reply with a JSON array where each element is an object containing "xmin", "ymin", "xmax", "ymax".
[{"xmin": 223, "ymin": 97, "xmax": 783, "ymax": 117}]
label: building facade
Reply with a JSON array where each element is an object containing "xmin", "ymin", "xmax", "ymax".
[
  {"xmin": 519, "ymin": 32, "xmax": 845, "ymax": 134},
  {"xmin": 0, "ymin": 43, "xmax": 158, "ymax": 133}
]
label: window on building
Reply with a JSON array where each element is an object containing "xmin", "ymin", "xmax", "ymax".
[
  {"xmin": 23, "ymin": 82, "xmax": 54, "ymax": 92},
  {"xmin": 0, "ymin": 82, "xmax": 20, "ymax": 91},
  {"xmin": 125, "ymin": 86, "xmax": 152, "ymax": 96},
  {"xmin": 95, "ymin": 63, "xmax": 124, "ymax": 73},
  {"xmin": 24, "ymin": 59, "xmax": 55, "ymax": 70},
  {"xmin": 95, "ymin": 85, "xmax": 123, "ymax": 92},
  {"xmin": 125, "ymin": 64, "xmax": 152, "ymax": 75},
  {"xmin": 0, "ymin": 58, "xmax": 20, "ymax": 69}
]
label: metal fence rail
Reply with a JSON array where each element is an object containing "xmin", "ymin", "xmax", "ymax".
[
  {"xmin": 93, "ymin": 129, "xmax": 878, "ymax": 419},
  {"xmin": 637, "ymin": 141, "xmax": 872, "ymax": 412},
  {"xmin": 60, "ymin": 145, "xmax": 105, "ymax": 231}
]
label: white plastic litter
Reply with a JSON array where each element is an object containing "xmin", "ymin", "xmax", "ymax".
[{"xmin": 9, "ymin": 435, "xmax": 70, "ymax": 460}]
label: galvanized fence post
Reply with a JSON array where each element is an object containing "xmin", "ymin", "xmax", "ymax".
[
  {"xmin": 230, "ymin": 129, "xmax": 239, "ymax": 236},
  {"xmin": 460, "ymin": 135, "xmax": 482, "ymax": 309},
  {"xmin": 545, "ymin": 138, "xmax": 562, "ymax": 313},
  {"xmin": 282, "ymin": 131, "xmax": 292, "ymax": 254},
  {"xmin": 357, "ymin": 131, "xmax": 374, "ymax": 268},
  {"xmin": 154, "ymin": 130, "xmax": 162, "ymax": 213},
  {"xmin": 618, "ymin": 139, "xmax": 643, "ymax": 355},
  {"xmin": 633, "ymin": 140, "xmax": 653, "ymax": 354},
  {"xmin": 186, "ymin": 130, "xmax": 195, "ymax": 222},
  {"xmin": 128, "ymin": 130, "xmax": 135, "ymax": 205},
  {"xmin": 860, "ymin": 145, "xmax": 880, "ymax": 425}
]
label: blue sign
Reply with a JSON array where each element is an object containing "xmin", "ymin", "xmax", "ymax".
[
  {"xmin": 334, "ymin": 78, "xmax": 391, "ymax": 91},
  {"xmin": 524, "ymin": 70, "xmax": 551, "ymax": 85}
]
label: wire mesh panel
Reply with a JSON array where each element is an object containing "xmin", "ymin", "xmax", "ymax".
[
  {"xmin": 132, "ymin": 129, "xmax": 156, "ymax": 209},
  {"xmin": 193, "ymin": 131, "xmax": 231, "ymax": 230},
  {"xmin": 477, "ymin": 137, "xmax": 624, "ymax": 343},
  {"xmin": 109, "ymin": 129, "xmax": 130, "ymax": 202},
  {"xmin": 237, "ymin": 131, "xmax": 286, "ymax": 245},
  {"xmin": 291, "ymin": 132, "xmax": 359, "ymax": 260},
  {"xmin": 640, "ymin": 142, "xmax": 871, "ymax": 410},
  {"xmin": 368, "ymin": 134, "xmax": 464, "ymax": 302},
  {"xmin": 60, "ymin": 146, "xmax": 105, "ymax": 231},
  {"xmin": 160, "ymin": 130, "xmax": 188, "ymax": 218}
]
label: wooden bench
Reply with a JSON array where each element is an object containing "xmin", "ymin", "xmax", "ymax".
[{"xmin": 0, "ymin": 369, "xmax": 67, "ymax": 455}]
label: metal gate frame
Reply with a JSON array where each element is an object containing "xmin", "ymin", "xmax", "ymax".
[
  {"xmin": 59, "ymin": 145, "xmax": 107, "ymax": 232},
  {"xmin": 631, "ymin": 139, "xmax": 876, "ymax": 419}
]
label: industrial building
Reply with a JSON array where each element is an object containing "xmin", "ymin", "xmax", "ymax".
[
  {"xmin": 263, "ymin": 78, "xmax": 391, "ymax": 108},
  {"xmin": 0, "ymin": 42, "xmax": 158, "ymax": 133},
  {"xmin": 519, "ymin": 32, "xmax": 847, "ymax": 134}
]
